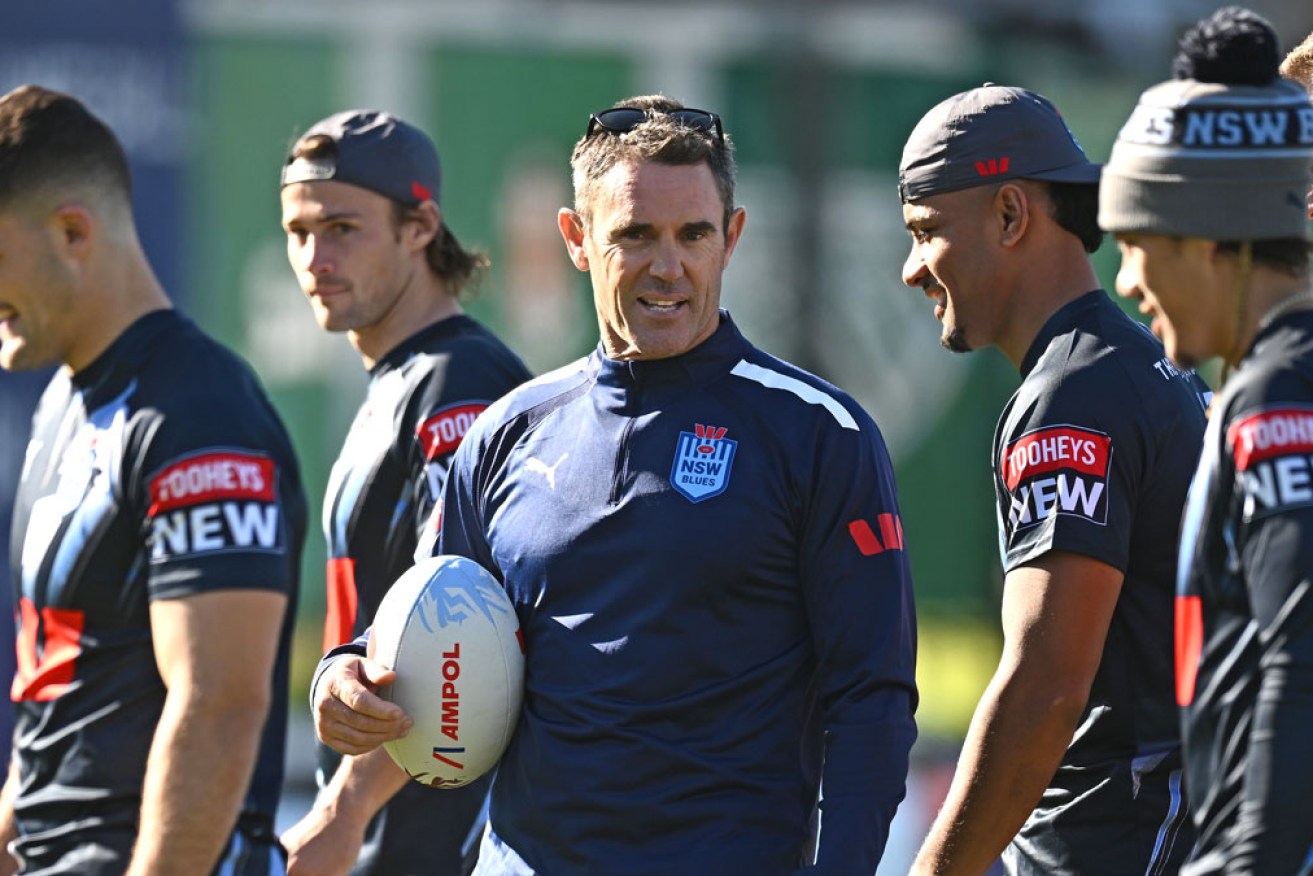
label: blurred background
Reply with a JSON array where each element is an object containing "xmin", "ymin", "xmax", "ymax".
[{"xmin": 2, "ymin": 0, "xmax": 1311, "ymax": 871}]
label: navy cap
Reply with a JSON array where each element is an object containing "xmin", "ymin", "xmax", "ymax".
[
  {"xmin": 899, "ymin": 85, "xmax": 1100, "ymax": 202},
  {"xmin": 281, "ymin": 110, "xmax": 441, "ymax": 205}
]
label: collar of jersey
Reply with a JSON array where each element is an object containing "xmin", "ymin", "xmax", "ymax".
[
  {"xmin": 592, "ymin": 310, "xmax": 750, "ymax": 389},
  {"xmin": 72, "ymin": 309, "xmax": 180, "ymax": 392},
  {"xmin": 1019, "ymin": 289, "xmax": 1107, "ymax": 379},
  {"xmin": 371, "ymin": 314, "xmax": 478, "ymax": 376}
]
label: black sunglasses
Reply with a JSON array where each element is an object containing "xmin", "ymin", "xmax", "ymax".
[{"xmin": 585, "ymin": 107, "xmax": 725, "ymax": 147}]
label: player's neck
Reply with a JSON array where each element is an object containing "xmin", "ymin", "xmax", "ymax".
[
  {"xmin": 1230, "ymin": 269, "xmax": 1313, "ymax": 365},
  {"xmin": 998, "ymin": 247, "xmax": 1101, "ymax": 371},
  {"xmin": 64, "ymin": 243, "xmax": 171, "ymax": 375},
  {"xmin": 351, "ymin": 272, "xmax": 464, "ymax": 370}
]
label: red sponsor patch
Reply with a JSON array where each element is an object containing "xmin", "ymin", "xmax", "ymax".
[
  {"xmin": 324, "ymin": 558, "xmax": 359, "ymax": 651},
  {"xmin": 1002, "ymin": 425, "xmax": 1111, "ymax": 491},
  {"xmin": 1175, "ymin": 595, "xmax": 1203, "ymax": 707},
  {"xmin": 12, "ymin": 598, "xmax": 84, "ymax": 702},
  {"xmin": 417, "ymin": 403, "xmax": 487, "ymax": 461},
  {"xmin": 148, "ymin": 451, "xmax": 275, "ymax": 515},
  {"xmin": 1227, "ymin": 407, "xmax": 1313, "ymax": 471},
  {"xmin": 848, "ymin": 514, "xmax": 905, "ymax": 556}
]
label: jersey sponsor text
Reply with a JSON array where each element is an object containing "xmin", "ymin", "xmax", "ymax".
[
  {"xmin": 147, "ymin": 451, "xmax": 282, "ymax": 559},
  {"xmin": 148, "ymin": 451, "xmax": 275, "ymax": 513},
  {"xmin": 1003, "ymin": 426, "xmax": 1112, "ymax": 529},
  {"xmin": 1229, "ymin": 408, "xmax": 1313, "ymax": 516},
  {"xmin": 150, "ymin": 502, "xmax": 281, "ymax": 558},
  {"xmin": 1003, "ymin": 426, "xmax": 1110, "ymax": 489},
  {"xmin": 418, "ymin": 403, "xmax": 487, "ymax": 461}
]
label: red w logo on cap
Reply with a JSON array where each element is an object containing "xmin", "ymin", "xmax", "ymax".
[{"xmin": 975, "ymin": 157, "xmax": 1010, "ymax": 177}]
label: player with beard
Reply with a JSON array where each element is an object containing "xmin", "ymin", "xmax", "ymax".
[{"xmin": 899, "ymin": 85, "xmax": 1205, "ymax": 874}]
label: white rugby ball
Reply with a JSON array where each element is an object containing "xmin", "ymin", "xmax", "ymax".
[{"xmin": 368, "ymin": 555, "xmax": 524, "ymax": 788}]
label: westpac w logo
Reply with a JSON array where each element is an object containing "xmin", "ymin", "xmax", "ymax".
[
  {"xmin": 975, "ymin": 157, "xmax": 1010, "ymax": 177},
  {"xmin": 670, "ymin": 423, "xmax": 738, "ymax": 503}
]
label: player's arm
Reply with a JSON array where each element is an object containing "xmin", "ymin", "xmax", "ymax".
[
  {"xmin": 796, "ymin": 419, "xmax": 918, "ymax": 873},
  {"xmin": 126, "ymin": 589, "xmax": 287, "ymax": 876},
  {"xmin": 0, "ymin": 759, "xmax": 21, "ymax": 876},
  {"xmin": 911, "ymin": 551, "xmax": 1122, "ymax": 876},
  {"xmin": 291, "ymin": 632, "xmax": 414, "ymax": 873},
  {"xmin": 283, "ymin": 748, "xmax": 409, "ymax": 876},
  {"xmin": 1230, "ymin": 520, "xmax": 1313, "ymax": 871}
]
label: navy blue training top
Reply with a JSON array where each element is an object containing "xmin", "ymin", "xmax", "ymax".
[
  {"xmin": 321, "ymin": 311, "xmax": 918, "ymax": 874},
  {"xmin": 436, "ymin": 311, "xmax": 916, "ymax": 874}
]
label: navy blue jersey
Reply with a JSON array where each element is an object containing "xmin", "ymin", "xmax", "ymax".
[
  {"xmin": 1176, "ymin": 309, "xmax": 1313, "ymax": 875},
  {"xmin": 993, "ymin": 291, "xmax": 1205, "ymax": 874},
  {"xmin": 7, "ymin": 310, "xmax": 306, "ymax": 874},
  {"xmin": 322, "ymin": 315, "xmax": 531, "ymax": 649},
  {"xmin": 320, "ymin": 315, "xmax": 529, "ymax": 875},
  {"xmin": 428, "ymin": 312, "xmax": 917, "ymax": 874}
]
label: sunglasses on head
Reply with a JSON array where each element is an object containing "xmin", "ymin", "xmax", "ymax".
[{"xmin": 585, "ymin": 107, "xmax": 725, "ymax": 147}]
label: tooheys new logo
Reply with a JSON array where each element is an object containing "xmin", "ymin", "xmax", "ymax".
[
  {"xmin": 418, "ymin": 402, "xmax": 488, "ymax": 499},
  {"xmin": 1002, "ymin": 425, "xmax": 1112, "ymax": 530},
  {"xmin": 1228, "ymin": 406, "xmax": 1313, "ymax": 517},
  {"xmin": 147, "ymin": 450, "xmax": 282, "ymax": 559},
  {"xmin": 417, "ymin": 402, "xmax": 488, "ymax": 460}
]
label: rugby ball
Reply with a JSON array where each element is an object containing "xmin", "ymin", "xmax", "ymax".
[{"xmin": 368, "ymin": 555, "xmax": 524, "ymax": 788}]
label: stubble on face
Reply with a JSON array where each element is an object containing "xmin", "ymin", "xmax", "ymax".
[
  {"xmin": 903, "ymin": 187, "xmax": 999, "ymax": 357},
  {"xmin": 580, "ymin": 161, "xmax": 736, "ymax": 362},
  {"xmin": 942, "ymin": 327, "xmax": 971, "ymax": 353}
]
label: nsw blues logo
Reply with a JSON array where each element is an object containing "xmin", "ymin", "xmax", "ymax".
[{"xmin": 670, "ymin": 424, "xmax": 738, "ymax": 503}]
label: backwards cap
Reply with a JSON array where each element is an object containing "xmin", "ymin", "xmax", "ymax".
[
  {"xmin": 281, "ymin": 109, "xmax": 441, "ymax": 205},
  {"xmin": 1099, "ymin": 7, "xmax": 1313, "ymax": 240},
  {"xmin": 899, "ymin": 84, "xmax": 1100, "ymax": 202}
]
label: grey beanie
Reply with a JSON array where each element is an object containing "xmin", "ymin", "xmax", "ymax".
[{"xmin": 1099, "ymin": 76, "xmax": 1313, "ymax": 240}]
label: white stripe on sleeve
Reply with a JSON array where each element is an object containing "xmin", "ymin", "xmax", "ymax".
[{"xmin": 730, "ymin": 360, "xmax": 859, "ymax": 431}]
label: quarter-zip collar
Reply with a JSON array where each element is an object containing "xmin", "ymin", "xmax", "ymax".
[{"xmin": 590, "ymin": 310, "xmax": 751, "ymax": 395}]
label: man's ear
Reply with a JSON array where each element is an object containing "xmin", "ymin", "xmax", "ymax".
[
  {"xmin": 995, "ymin": 183, "xmax": 1030, "ymax": 248},
  {"xmin": 403, "ymin": 201, "xmax": 441, "ymax": 252},
  {"xmin": 722, "ymin": 206, "xmax": 747, "ymax": 267},
  {"xmin": 557, "ymin": 208, "xmax": 590, "ymax": 271},
  {"xmin": 51, "ymin": 203, "xmax": 95, "ymax": 254}
]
